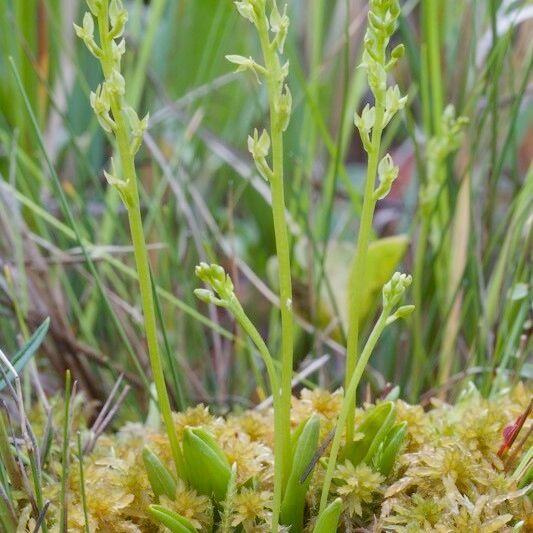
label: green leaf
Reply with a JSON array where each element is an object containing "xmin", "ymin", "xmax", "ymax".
[
  {"xmin": 182, "ymin": 427, "xmax": 231, "ymax": 500},
  {"xmin": 280, "ymin": 415, "xmax": 320, "ymax": 532},
  {"xmin": 373, "ymin": 421, "xmax": 407, "ymax": 476},
  {"xmin": 312, "ymin": 498, "xmax": 343, "ymax": 533},
  {"xmin": 292, "ymin": 236, "xmax": 408, "ymax": 336},
  {"xmin": 148, "ymin": 505, "xmax": 196, "ymax": 532},
  {"xmin": 343, "ymin": 401, "xmax": 396, "ymax": 466},
  {"xmin": 0, "ymin": 318, "xmax": 50, "ymax": 392},
  {"xmin": 143, "ymin": 447, "xmax": 177, "ymax": 500}
]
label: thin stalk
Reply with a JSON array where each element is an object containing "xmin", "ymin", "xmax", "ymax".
[
  {"xmin": 96, "ymin": 4, "xmax": 184, "ymax": 477},
  {"xmin": 320, "ymin": 308, "xmax": 389, "ymax": 513},
  {"xmin": 76, "ymin": 432, "xmax": 90, "ymax": 533},
  {"xmin": 0, "ymin": 413, "xmax": 22, "ymax": 492},
  {"xmin": 256, "ymin": 11, "xmax": 294, "ymax": 498},
  {"xmin": 59, "ymin": 371, "xmax": 72, "ymax": 533},
  {"xmin": 411, "ymin": 217, "xmax": 429, "ymax": 400},
  {"xmin": 422, "ymin": 0, "xmax": 443, "ymax": 135},
  {"xmin": 228, "ymin": 302, "xmax": 284, "ymax": 529},
  {"xmin": 344, "ymin": 100, "xmax": 385, "ymax": 444}
]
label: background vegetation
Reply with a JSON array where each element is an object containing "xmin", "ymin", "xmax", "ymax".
[{"xmin": 0, "ymin": 0, "xmax": 531, "ymax": 417}]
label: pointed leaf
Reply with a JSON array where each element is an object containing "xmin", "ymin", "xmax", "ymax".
[
  {"xmin": 143, "ymin": 447, "xmax": 176, "ymax": 500},
  {"xmin": 0, "ymin": 318, "xmax": 50, "ymax": 392},
  {"xmin": 312, "ymin": 498, "xmax": 343, "ymax": 533},
  {"xmin": 148, "ymin": 505, "xmax": 196, "ymax": 532}
]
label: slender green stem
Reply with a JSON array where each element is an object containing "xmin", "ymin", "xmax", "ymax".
[
  {"xmin": 59, "ymin": 371, "xmax": 72, "ymax": 533},
  {"xmin": 126, "ymin": 200, "xmax": 185, "ymax": 476},
  {"xmin": 422, "ymin": 0, "xmax": 443, "ymax": 135},
  {"xmin": 256, "ymin": 8, "xmax": 294, "ymax": 506},
  {"xmin": 97, "ymin": 3, "xmax": 184, "ymax": 478},
  {"xmin": 320, "ymin": 308, "xmax": 389, "ymax": 513},
  {"xmin": 76, "ymin": 433, "xmax": 90, "ymax": 533},
  {"xmin": 411, "ymin": 217, "xmax": 429, "ymax": 400},
  {"xmin": 344, "ymin": 99, "xmax": 385, "ymax": 444},
  {"xmin": 229, "ymin": 302, "xmax": 284, "ymax": 529}
]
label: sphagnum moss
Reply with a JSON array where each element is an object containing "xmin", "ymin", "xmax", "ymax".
[{"xmin": 12, "ymin": 383, "xmax": 529, "ymax": 531}]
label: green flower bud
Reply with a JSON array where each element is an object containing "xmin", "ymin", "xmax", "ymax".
[
  {"xmin": 195, "ymin": 263, "xmax": 235, "ymax": 306},
  {"xmin": 386, "ymin": 43, "xmax": 405, "ymax": 70},
  {"xmin": 277, "ymin": 84, "xmax": 292, "ymax": 132},
  {"xmin": 248, "ymin": 128, "xmax": 273, "ymax": 181},
  {"xmin": 312, "ymin": 498, "xmax": 343, "ymax": 533},
  {"xmin": 386, "ymin": 304, "xmax": 415, "ymax": 325},
  {"xmin": 382, "ymin": 272, "xmax": 412, "ymax": 309},
  {"xmin": 148, "ymin": 505, "xmax": 196, "ymax": 533},
  {"xmin": 143, "ymin": 446, "xmax": 177, "ymax": 501},
  {"xmin": 182, "ymin": 427, "xmax": 231, "ymax": 501}
]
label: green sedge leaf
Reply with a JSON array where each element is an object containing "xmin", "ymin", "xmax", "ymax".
[
  {"xmin": 182, "ymin": 427, "xmax": 231, "ymax": 500},
  {"xmin": 312, "ymin": 498, "xmax": 343, "ymax": 533},
  {"xmin": 280, "ymin": 415, "xmax": 320, "ymax": 532},
  {"xmin": 373, "ymin": 421, "xmax": 408, "ymax": 476},
  {"xmin": 148, "ymin": 505, "xmax": 196, "ymax": 532},
  {"xmin": 343, "ymin": 401, "xmax": 396, "ymax": 465},
  {"xmin": 0, "ymin": 318, "xmax": 50, "ymax": 392},
  {"xmin": 142, "ymin": 446, "xmax": 177, "ymax": 500}
]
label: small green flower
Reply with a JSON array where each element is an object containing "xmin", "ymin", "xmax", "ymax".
[
  {"xmin": 89, "ymin": 84, "xmax": 114, "ymax": 132},
  {"xmin": 248, "ymin": 128, "xmax": 273, "ymax": 181},
  {"xmin": 373, "ymin": 154, "xmax": 399, "ymax": 200},
  {"xmin": 108, "ymin": 0, "xmax": 128, "ymax": 38},
  {"xmin": 383, "ymin": 85, "xmax": 407, "ymax": 126},
  {"xmin": 277, "ymin": 84, "xmax": 292, "ymax": 132},
  {"xmin": 270, "ymin": 4, "xmax": 289, "ymax": 53},
  {"xmin": 226, "ymin": 54, "xmax": 267, "ymax": 82}
]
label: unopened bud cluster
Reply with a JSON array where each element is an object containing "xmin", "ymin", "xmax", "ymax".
[
  {"xmin": 382, "ymin": 272, "xmax": 414, "ymax": 324},
  {"xmin": 194, "ymin": 262, "xmax": 237, "ymax": 308}
]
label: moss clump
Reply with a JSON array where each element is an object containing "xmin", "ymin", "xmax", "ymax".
[{"xmin": 11, "ymin": 383, "xmax": 529, "ymax": 532}]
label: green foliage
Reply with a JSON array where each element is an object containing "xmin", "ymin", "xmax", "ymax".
[
  {"xmin": 182, "ymin": 427, "xmax": 231, "ymax": 501},
  {"xmin": 0, "ymin": 0, "xmax": 531, "ymax": 529},
  {"xmin": 280, "ymin": 415, "xmax": 320, "ymax": 531},
  {"xmin": 343, "ymin": 401, "xmax": 396, "ymax": 466},
  {"xmin": 148, "ymin": 505, "xmax": 196, "ymax": 533},
  {"xmin": 312, "ymin": 498, "xmax": 343, "ymax": 533},
  {"xmin": 143, "ymin": 446, "xmax": 177, "ymax": 501},
  {"xmin": 0, "ymin": 318, "xmax": 49, "ymax": 392}
]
